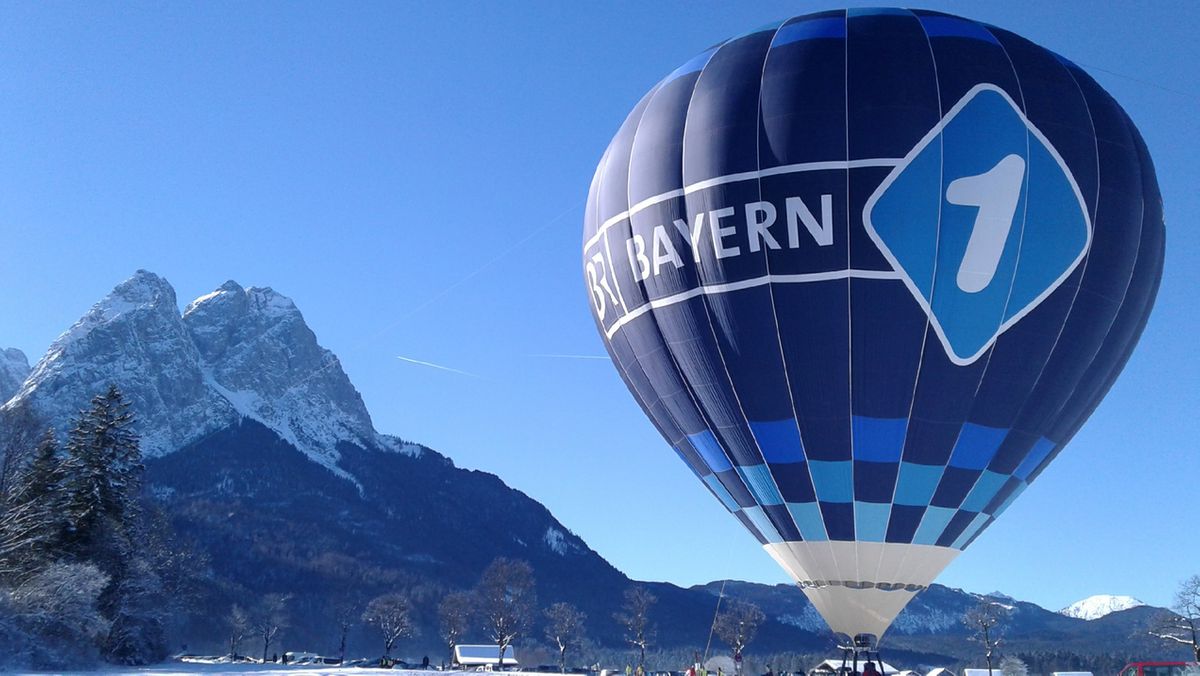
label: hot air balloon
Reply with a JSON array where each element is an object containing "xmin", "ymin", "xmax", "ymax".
[{"xmin": 582, "ymin": 8, "xmax": 1163, "ymax": 647}]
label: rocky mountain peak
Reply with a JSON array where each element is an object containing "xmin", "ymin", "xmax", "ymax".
[
  {"xmin": 106, "ymin": 269, "xmax": 177, "ymax": 311},
  {"xmin": 246, "ymin": 286, "xmax": 297, "ymax": 317},
  {"xmin": 11, "ymin": 271, "xmax": 232, "ymax": 457},
  {"xmin": 6, "ymin": 271, "xmax": 411, "ymax": 476},
  {"xmin": 182, "ymin": 280, "xmax": 245, "ymax": 317}
]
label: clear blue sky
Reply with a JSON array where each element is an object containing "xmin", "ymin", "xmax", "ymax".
[{"xmin": 0, "ymin": 1, "xmax": 1196, "ymax": 611}]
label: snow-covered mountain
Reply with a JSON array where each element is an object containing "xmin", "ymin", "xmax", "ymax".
[
  {"xmin": 3, "ymin": 270, "xmax": 417, "ymax": 476},
  {"xmin": 0, "ymin": 348, "xmax": 30, "ymax": 402},
  {"xmin": 1060, "ymin": 594, "xmax": 1146, "ymax": 620}
]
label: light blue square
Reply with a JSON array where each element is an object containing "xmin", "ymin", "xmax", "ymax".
[
  {"xmin": 913, "ymin": 506, "xmax": 957, "ymax": 545},
  {"xmin": 736, "ymin": 464, "xmax": 784, "ymax": 506},
  {"xmin": 808, "ymin": 460, "xmax": 853, "ymax": 503},
  {"xmin": 854, "ymin": 501, "xmax": 891, "ymax": 543},
  {"xmin": 787, "ymin": 502, "xmax": 828, "ymax": 542},
  {"xmin": 894, "ymin": 462, "xmax": 944, "ymax": 506},
  {"xmin": 962, "ymin": 470, "xmax": 1008, "ymax": 512},
  {"xmin": 743, "ymin": 506, "xmax": 783, "ymax": 544}
]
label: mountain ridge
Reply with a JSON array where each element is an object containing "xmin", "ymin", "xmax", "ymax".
[{"xmin": 3, "ymin": 270, "xmax": 419, "ymax": 481}]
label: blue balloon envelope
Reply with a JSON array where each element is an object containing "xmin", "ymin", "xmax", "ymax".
[{"xmin": 583, "ymin": 8, "xmax": 1163, "ymax": 642}]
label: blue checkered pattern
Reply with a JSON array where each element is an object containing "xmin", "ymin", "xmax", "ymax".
[{"xmin": 682, "ymin": 417, "xmax": 1056, "ymax": 549}]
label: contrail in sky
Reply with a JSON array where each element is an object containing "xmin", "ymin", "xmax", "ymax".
[
  {"xmin": 396, "ymin": 355, "xmax": 480, "ymax": 378},
  {"xmin": 529, "ymin": 353, "xmax": 610, "ymax": 361}
]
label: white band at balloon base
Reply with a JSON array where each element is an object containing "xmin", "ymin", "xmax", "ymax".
[{"xmin": 763, "ymin": 541, "xmax": 960, "ymax": 642}]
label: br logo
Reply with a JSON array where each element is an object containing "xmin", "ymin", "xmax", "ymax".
[{"xmin": 864, "ymin": 83, "xmax": 1092, "ymax": 365}]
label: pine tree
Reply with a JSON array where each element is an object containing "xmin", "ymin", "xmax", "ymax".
[
  {"xmin": 62, "ymin": 385, "xmax": 142, "ymax": 558},
  {"xmin": 0, "ymin": 429, "xmax": 67, "ymax": 582},
  {"xmin": 58, "ymin": 385, "xmax": 167, "ymax": 665}
]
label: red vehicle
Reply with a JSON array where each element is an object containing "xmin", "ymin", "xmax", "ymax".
[{"xmin": 1119, "ymin": 663, "xmax": 1199, "ymax": 676}]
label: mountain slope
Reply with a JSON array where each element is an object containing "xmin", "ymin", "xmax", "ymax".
[
  {"xmin": 182, "ymin": 280, "xmax": 408, "ymax": 471},
  {"xmin": 144, "ymin": 417, "xmax": 692, "ymax": 655},
  {"xmin": 0, "ymin": 347, "xmax": 29, "ymax": 402}
]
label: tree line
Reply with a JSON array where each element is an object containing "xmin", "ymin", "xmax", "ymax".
[{"xmin": 233, "ymin": 557, "xmax": 771, "ymax": 672}]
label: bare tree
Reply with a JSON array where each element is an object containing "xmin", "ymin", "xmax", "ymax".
[
  {"xmin": 1149, "ymin": 575, "xmax": 1200, "ymax": 660},
  {"xmin": 0, "ymin": 401, "xmax": 42, "ymax": 505},
  {"xmin": 0, "ymin": 403, "xmax": 47, "ymax": 579},
  {"xmin": 476, "ymin": 557, "xmax": 536, "ymax": 668},
  {"xmin": 713, "ymin": 600, "xmax": 765, "ymax": 673},
  {"xmin": 545, "ymin": 602, "xmax": 587, "ymax": 673},
  {"xmin": 0, "ymin": 428, "xmax": 65, "ymax": 582},
  {"xmin": 252, "ymin": 593, "xmax": 290, "ymax": 663},
  {"xmin": 615, "ymin": 586, "xmax": 657, "ymax": 672},
  {"xmin": 439, "ymin": 590, "xmax": 475, "ymax": 667},
  {"xmin": 332, "ymin": 599, "xmax": 359, "ymax": 665},
  {"xmin": 363, "ymin": 592, "xmax": 415, "ymax": 658},
  {"xmin": 963, "ymin": 600, "xmax": 1007, "ymax": 676},
  {"xmin": 227, "ymin": 604, "xmax": 249, "ymax": 659},
  {"xmin": 1000, "ymin": 656, "xmax": 1028, "ymax": 676},
  {"xmin": 7, "ymin": 561, "xmax": 112, "ymax": 658}
]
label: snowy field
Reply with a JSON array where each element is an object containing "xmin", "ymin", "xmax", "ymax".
[{"xmin": 33, "ymin": 667, "xmax": 562, "ymax": 676}]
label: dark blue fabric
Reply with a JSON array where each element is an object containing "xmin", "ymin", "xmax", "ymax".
[{"xmin": 584, "ymin": 9, "xmax": 1163, "ymax": 553}]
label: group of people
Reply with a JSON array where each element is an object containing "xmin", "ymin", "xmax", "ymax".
[{"xmin": 680, "ymin": 660, "xmax": 883, "ymax": 676}]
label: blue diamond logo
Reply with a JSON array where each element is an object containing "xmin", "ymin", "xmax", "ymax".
[{"xmin": 863, "ymin": 84, "xmax": 1091, "ymax": 365}]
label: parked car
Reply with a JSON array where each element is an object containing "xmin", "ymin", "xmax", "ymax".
[{"xmin": 1119, "ymin": 663, "xmax": 1200, "ymax": 676}]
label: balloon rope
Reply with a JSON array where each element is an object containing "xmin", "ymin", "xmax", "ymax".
[
  {"xmin": 703, "ymin": 579, "xmax": 726, "ymax": 662},
  {"xmin": 1078, "ymin": 61, "xmax": 1198, "ymax": 101}
]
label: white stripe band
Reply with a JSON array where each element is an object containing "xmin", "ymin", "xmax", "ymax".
[
  {"xmin": 584, "ymin": 158, "xmax": 903, "ymax": 251},
  {"xmin": 604, "ymin": 268, "xmax": 902, "ymax": 339}
]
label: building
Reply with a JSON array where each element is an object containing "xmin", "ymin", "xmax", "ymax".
[{"xmin": 454, "ymin": 645, "xmax": 519, "ymax": 669}]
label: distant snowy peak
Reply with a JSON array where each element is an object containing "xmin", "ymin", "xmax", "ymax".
[
  {"xmin": 7, "ymin": 270, "xmax": 418, "ymax": 477},
  {"xmin": 1060, "ymin": 594, "xmax": 1145, "ymax": 620},
  {"xmin": 0, "ymin": 348, "xmax": 30, "ymax": 403}
]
